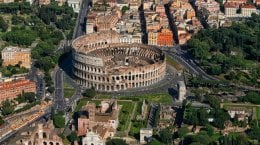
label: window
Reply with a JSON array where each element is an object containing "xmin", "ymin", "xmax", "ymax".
[{"xmin": 43, "ymin": 132, "xmax": 47, "ymax": 138}]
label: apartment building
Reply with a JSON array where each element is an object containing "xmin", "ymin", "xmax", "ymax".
[{"xmin": 1, "ymin": 46, "xmax": 31, "ymax": 69}]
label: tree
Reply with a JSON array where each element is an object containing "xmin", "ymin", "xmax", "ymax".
[
  {"xmin": 0, "ymin": 16, "xmax": 8, "ymax": 32},
  {"xmin": 240, "ymin": 92, "xmax": 260, "ymax": 104},
  {"xmin": 247, "ymin": 126, "xmax": 260, "ymax": 141},
  {"xmin": 197, "ymin": 108, "xmax": 208, "ymax": 126},
  {"xmin": 11, "ymin": 15, "xmax": 25, "ymax": 25},
  {"xmin": 67, "ymin": 131, "xmax": 79, "ymax": 142},
  {"xmin": 53, "ymin": 112, "xmax": 65, "ymax": 128},
  {"xmin": 205, "ymin": 124, "xmax": 214, "ymax": 136},
  {"xmin": 1, "ymin": 100, "xmax": 14, "ymax": 116},
  {"xmin": 82, "ymin": 87, "xmax": 96, "ymax": 98},
  {"xmin": 184, "ymin": 105, "xmax": 198, "ymax": 125},
  {"xmin": 148, "ymin": 139, "xmax": 162, "ymax": 145},
  {"xmin": 177, "ymin": 127, "xmax": 189, "ymax": 138},
  {"xmin": 212, "ymin": 109, "xmax": 230, "ymax": 129},
  {"xmin": 0, "ymin": 116, "xmax": 5, "ymax": 125},
  {"xmin": 121, "ymin": 6, "xmax": 129, "ymax": 14},
  {"xmin": 208, "ymin": 65, "xmax": 222, "ymax": 75},
  {"xmin": 23, "ymin": 92, "xmax": 35, "ymax": 103},
  {"xmin": 2, "ymin": 28, "xmax": 37, "ymax": 46},
  {"xmin": 47, "ymin": 86, "xmax": 55, "ymax": 94},
  {"xmin": 192, "ymin": 132, "xmax": 212, "ymax": 145},
  {"xmin": 235, "ymin": 133, "xmax": 250, "ymax": 145},
  {"xmin": 205, "ymin": 95, "xmax": 220, "ymax": 109},
  {"xmin": 159, "ymin": 128, "xmax": 173, "ymax": 145},
  {"xmin": 106, "ymin": 139, "xmax": 128, "ymax": 145},
  {"xmin": 189, "ymin": 142, "xmax": 204, "ymax": 145}
]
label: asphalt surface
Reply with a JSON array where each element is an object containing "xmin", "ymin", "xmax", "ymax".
[
  {"xmin": 163, "ymin": 46, "xmax": 218, "ymax": 80},
  {"xmin": 54, "ymin": 68, "xmax": 66, "ymax": 111},
  {"xmin": 73, "ymin": 0, "xmax": 90, "ymax": 39},
  {"xmin": 27, "ymin": 62, "xmax": 45, "ymax": 99}
]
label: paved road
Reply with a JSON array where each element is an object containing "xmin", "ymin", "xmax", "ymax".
[
  {"xmin": 27, "ymin": 62, "xmax": 45, "ymax": 99},
  {"xmin": 54, "ymin": 68, "xmax": 66, "ymax": 111},
  {"xmin": 163, "ymin": 46, "xmax": 218, "ymax": 80},
  {"xmin": 73, "ymin": 0, "xmax": 90, "ymax": 39},
  {"xmin": 0, "ymin": 112, "xmax": 50, "ymax": 144},
  {"xmin": 163, "ymin": 46, "xmax": 260, "ymax": 91},
  {"xmin": 61, "ymin": 0, "xmax": 91, "ymax": 111}
]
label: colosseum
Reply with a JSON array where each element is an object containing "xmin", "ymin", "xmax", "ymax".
[{"xmin": 72, "ymin": 30, "xmax": 166, "ymax": 92}]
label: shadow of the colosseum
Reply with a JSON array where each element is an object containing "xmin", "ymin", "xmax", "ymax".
[{"xmin": 168, "ymin": 87, "xmax": 178, "ymax": 100}]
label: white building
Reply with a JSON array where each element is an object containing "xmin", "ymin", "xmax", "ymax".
[
  {"xmin": 241, "ymin": 4, "xmax": 256, "ymax": 17},
  {"xmin": 119, "ymin": 34, "xmax": 133, "ymax": 44},
  {"xmin": 177, "ymin": 81, "xmax": 186, "ymax": 102},
  {"xmin": 0, "ymin": 0, "xmax": 14, "ymax": 3},
  {"xmin": 67, "ymin": 0, "xmax": 82, "ymax": 13},
  {"xmin": 26, "ymin": 0, "xmax": 34, "ymax": 5},
  {"xmin": 82, "ymin": 132, "xmax": 105, "ymax": 145},
  {"xmin": 86, "ymin": 22, "xmax": 94, "ymax": 34},
  {"xmin": 224, "ymin": 2, "xmax": 238, "ymax": 17},
  {"xmin": 227, "ymin": 108, "xmax": 246, "ymax": 118},
  {"xmin": 140, "ymin": 128, "xmax": 153, "ymax": 144},
  {"xmin": 132, "ymin": 33, "xmax": 142, "ymax": 44}
]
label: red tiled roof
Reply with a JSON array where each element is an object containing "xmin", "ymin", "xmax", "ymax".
[{"xmin": 241, "ymin": 4, "xmax": 256, "ymax": 8}]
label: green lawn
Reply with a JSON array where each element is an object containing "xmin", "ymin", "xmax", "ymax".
[
  {"xmin": 96, "ymin": 93, "xmax": 172, "ymax": 104},
  {"xmin": 256, "ymin": 107, "xmax": 260, "ymax": 120},
  {"xmin": 74, "ymin": 98, "xmax": 90, "ymax": 112},
  {"xmin": 119, "ymin": 93, "xmax": 172, "ymax": 104},
  {"xmin": 211, "ymin": 133, "xmax": 222, "ymax": 141},
  {"xmin": 129, "ymin": 120, "xmax": 147, "ymax": 139},
  {"xmin": 166, "ymin": 55, "xmax": 183, "ymax": 71},
  {"xmin": 117, "ymin": 101, "xmax": 135, "ymax": 131},
  {"xmin": 74, "ymin": 98, "xmax": 102, "ymax": 112},
  {"xmin": 64, "ymin": 83, "xmax": 75, "ymax": 98}
]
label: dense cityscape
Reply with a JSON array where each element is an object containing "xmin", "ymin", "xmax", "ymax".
[{"xmin": 0, "ymin": 0, "xmax": 259, "ymax": 145}]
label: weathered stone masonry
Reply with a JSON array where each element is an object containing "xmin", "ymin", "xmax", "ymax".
[{"xmin": 72, "ymin": 31, "xmax": 166, "ymax": 92}]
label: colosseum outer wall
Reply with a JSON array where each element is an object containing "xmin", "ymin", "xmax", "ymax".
[{"xmin": 72, "ymin": 31, "xmax": 166, "ymax": 92}]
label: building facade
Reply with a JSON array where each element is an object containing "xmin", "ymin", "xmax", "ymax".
[
  {"xmin": 148, "ymin": 31, "xmax": 158, "ymax": 46},
  {"xmin": 140, "ymin": 128, "xmax": 153, "ymax": 144},
  {"xmin": 0, "ymin": 78, "xmax": 36, "ymax": 103},
  {"xmin": 224, "ymin": 3, "xmax": 238, "ymax": 17},
  {"xmin": 97, "ymin": 15, "xmax": 119, "ymax": 32},
  {"xmin": 67, "ymin": 0, "xmax": 81, "ymax": 13},
  {"xmin": 0, "ymin": 0, "xmax": 14, "ymax": 3},
  {"xmin": 82, "ymin": 132, "xmax": 105, "ymax": 145},
  {"xmin": 14, "ymin": 121, "xmax": 64, "ymax": 145},
  {"xmin": 157, "ymin": 28, "xmax": 174, "ymax": 46},
  {"xmin": 72, "ymin": 31, "xmax": 166, "ymax": 92},
  {"xmin": 241, "ymin": 4, "xmax": 256, "ymax": 17},
  {"xmin": 177, "ymin": 81, "xmax": 186, "ymax": 102},
  {"xmin": 1, "ymin": 46, "xmax": 31, "ymax": 69},
  {"xmin": 77, "ymin": 99, "xmax": 119, "ymax": 136}
]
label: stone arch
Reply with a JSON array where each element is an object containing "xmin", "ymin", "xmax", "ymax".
[
  {"xmin": 43, "ymin": 132, "xmax": 47, "ymax": 138},
  {"xmin": 28, "ymin": 141, "xmax": 32, "ymax": 145}
]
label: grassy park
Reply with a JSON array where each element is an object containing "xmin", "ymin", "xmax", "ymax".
[
  {"xmin": 64, "ymin": 83, "xmax": 75, "ymax": 98},
  {"xmin": 97, "ymin": 93, "xmax": 172, "ymax": 104},
  {"xmin": 117, "ymin": 101, "xmax": 135, "ymax": 131},
  {"xmin": 166, "ymin": 55, "xmax": 183, "ymax": 71}
]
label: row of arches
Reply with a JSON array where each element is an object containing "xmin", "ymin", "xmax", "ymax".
[
  {"xmin": 74, "ymin": 64, "xmax": 165, "ymax": 84},
  {"xmin": 77, "ymin": 75, "xmax": 164, "ymax": 91}
]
